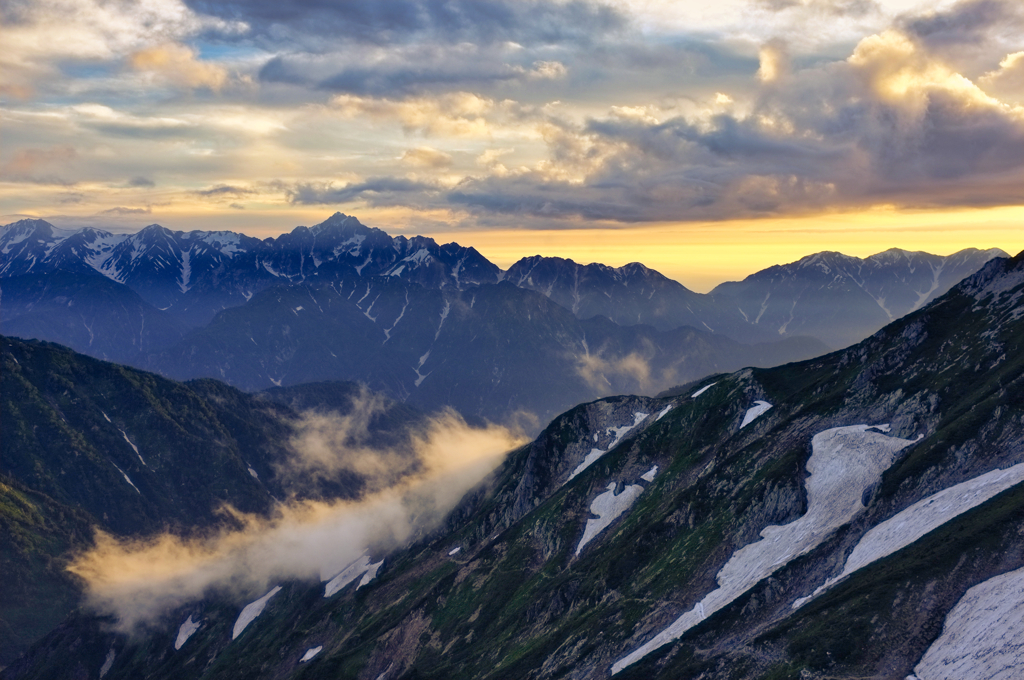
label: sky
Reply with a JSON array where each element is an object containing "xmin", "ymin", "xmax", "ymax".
[{"xmin": 1, "ymin": 0, "xmax": 1022, "ymax": 291}]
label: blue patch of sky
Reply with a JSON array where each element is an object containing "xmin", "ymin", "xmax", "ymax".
[
  {"xmin": 197, "ymin": 43, "xmax": 268, "ymax": 61},
  {"xmin": 59, "ymin": 61, "xmax": 121, "ymax": 80}
]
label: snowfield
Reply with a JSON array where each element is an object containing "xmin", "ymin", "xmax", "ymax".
[
  {"xmin": 174, "ymin": 615, "xmax": 201, "ymax": 650},
  {"xmin": 232, "ymin": 586, "xmax": 282, "ymax": 640},
  {"xmin": 909, "ymin": 565, "xmax": 1024, "ymax": 680},
  {"xmin": 612, "ymin": 424, "xmax": 917, "ymax": 674},
  {"xmin": 795, "ymin": 462, "xmax": 1024, "ymax": 608},
  {"xmin": 739, "ymin": 401, "xmax": 772, "ymax": 428},
  {"xmin": 690, "ymin": 383, "xmax": 716, "ymax": 398},
  {"xmin": 567, "ymin": 412, "xmax": 649, "ymax": 484},
  {"xmin": 324, "ymin": 554, "xmax": 372, "ymax": 597},
  {"xmin": 358, "ymin": 560, "xmax": 384, "ymax": 589},
  {"xmin": 576, "ymin": 482, "xmax": 645, "ymax": 556}
]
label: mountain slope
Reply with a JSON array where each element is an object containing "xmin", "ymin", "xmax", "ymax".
[
  {"xmin": 141, "ymin": 278, "xmax": 828, "ymax": 425},
  {"xmin": 710, "ymin": 247, "xmax": 1006, "ymax": 348},
  {"xmin": 0, "ymin": 272, "xmax": 187, "ymax": 362},
  {"xmin": 0, "ymin": 477, "xmax": 94, "ymax": 668},
  {"xmin": 503, "ymin": 256, "xmax": 757, "ymax": 339},
  {"xmin": 6, "ymin": 251, "xmax": 1024, "ymax": 679},
  {"xmin": 0, "ymin": 336, "xmax": 433, "ymax": 665}
]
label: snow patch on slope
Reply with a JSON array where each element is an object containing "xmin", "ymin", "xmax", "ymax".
[
  {"xmin": 174, "ymin": 615, "xmax": 201, "ymax": 650},
  {"xmin": 612, "ymin": 424, "xmax": 917, "ymax": 674},
  {"xmin": 358, "ymin": 560, "xmax": 384, "ymax": 589},
  {"xmin": 99, "ymin": 648, "xmax": 115, "ymax": 678},
  {"xmin": 795, "ymin": 462, "xmax": 1024, "ymax": 609},
  {"xmin": 575, "ymin": 482, "xmax": 645, "ymax": 556},
  {"xmin": 690, "ymin": 383, "xmax": 716, "ymax": 398},
  {"xmin": 300, "ymin": 646, "xmax": 323, "ymax": 663},
  {"xmin": 324, "ymin": 554, "xmax": 372, "ymax": 597},
  {"xmin": 910, "ymin": 565, "xmax": 1024, "ymax": 680},
  {"xmin": 739, "ymin": 401, "xmax": 772, "ymax": 428},
  {"xmin": 110, "ymin": 461, "xmax": 141, "ymax": 494},
  {"xmin": 120, "ymin": 430, "xmax": 146, "ymax": 465},
  {"xmin": 566, "ymin": 412, "xmax": 649, "ymax": 484},
  {"xmin": 232, "ymin": 586, "xmax": 282, "ymax": 639}
]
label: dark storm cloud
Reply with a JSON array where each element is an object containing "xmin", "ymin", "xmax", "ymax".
[
  {"xmin": 259, "ymin": 50, "xmax": 531, "ymax": 96},
  {"xmin": 187, "ymin": 0, "xmax": 625, "ymax": 49},
  {"xmin": 195, "ymin": 184, "xmax": 256, "ymax": 197},
  {"xmin": 100, "ymin": 206, "xmax": 152, "ymax": 215},
  {"xmin": 288, "ymin": 177, "xmax": 438, "ymax": 206},
  {"xmin": 443, "ymin": 40, "xmax": 1024, "ymax": 223},
  {"xmin": 899, "ymin": 0, "xmax": 1024, "ymax": 48}
]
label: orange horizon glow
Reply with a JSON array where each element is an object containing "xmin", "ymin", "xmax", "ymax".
[
  {"xmin": 423, "ymin": 205, "xmax": 1024, "ymax": 292},
  {"xmin": 12, "ymin": 203, "xmax": 1020, "ymax": 293}
]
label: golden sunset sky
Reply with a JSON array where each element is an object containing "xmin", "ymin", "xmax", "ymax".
[{"xmin": 2, "ymin": 0, "xmax": 1022, "ymax": 290}]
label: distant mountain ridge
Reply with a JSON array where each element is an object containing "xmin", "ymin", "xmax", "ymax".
[
  {"xmin": 0, "ymin": 214, "xmax": 499, "ymax": 327},
  {"xmin": 2, "ymin": 213, "xmax": 1003, "ymax": 348},
  {"xmin": 0, "ymin": 214, "xmax": 1005, "ymax": 425},
  {"xmin": 710, "ymin": 247, "xmax": 1008, "ymax": 348}
]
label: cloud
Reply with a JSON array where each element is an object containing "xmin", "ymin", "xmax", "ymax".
[
  {"xmin": 186, "ymin": 0, "xmax": 625, "ymax": 48},
  {"xmin": 100, "ymin": 206, "xmax": 152, "ymax": 215},
  {"xmin": 401, "ymin": 147, "xmax": 454, "ymax": 168},
  {"xmin": 195, "ymin": 184, "xmax": 256, "ymax": 198},
  {"xmin": 288, "ymin": 177, "xmax": 439, "ymax": 207},
  {"xmin": 128, "ymin": 43, "xmax": 229, "ymax": 91},
  {"xmin": 528, "ymin": 60, "xmax": 567, "ymax": 79},
  {"xmin": 70, "ymin": 104, "xmax": 193, "ymax": 139},
  {"xmin": 67, "ymin": 404, "xmax": 526, "ymax": 632},
  {"xmin": 899, "ymin": 0, "xmax": 1024, "ymax": 49},
  {"xmin": 446, "ymin": 25, "xmax": 1024, "ymax": 223},
  {"xmin": 0, "ymin": 145, "xmax": 77, "ymax": 183},
  {"xmin": 756, "ymin": 0, "xmax": 879, "ymax": 18},
  {"xmin": 576, "ymin": 350, "xmax": 653, "ymax": 392},
  {"xmin": 331, "ymin": 92, "xmax": 501, "ymax": 137},
  {"xmin": 980, "ymin": 51, "xmax": 1024, "ymax": 104},
  {"xmin": 127, "ymin": 176, "xmax": 155, "ymax": 188},
  {"xmin": 757, "ymin": 40, "xmax": 789, "ymax": 83}
]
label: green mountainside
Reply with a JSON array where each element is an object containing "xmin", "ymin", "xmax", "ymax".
[
  {"xmin": 4, "ymin": 254, "xmax": 1023, "ymax": 679},
  {"xmin": 0, "ymin": 340, "xmax": 424, "ymax": 666}
]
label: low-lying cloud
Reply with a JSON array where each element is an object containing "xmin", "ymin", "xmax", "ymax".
[{"xmin": 67, "ymin": 404, "xmax": 526, "ymax": 632}]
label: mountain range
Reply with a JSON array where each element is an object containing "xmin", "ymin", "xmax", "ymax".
[
  {"xmin": 2, "ymin": 244, "xmax": 1023, "ymax": 678},
  {"xmin": 0, "ymin": 214, "xmax": 1004, "ymax": 426}
]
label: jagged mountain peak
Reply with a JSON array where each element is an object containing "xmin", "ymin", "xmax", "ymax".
[
  {"xmin": 134, "ymin": 223, "xmax": 175, "ymax": 240},
  {"xmin": 1, "ymin": 217, "xmax": 58, "ymax": 235}
]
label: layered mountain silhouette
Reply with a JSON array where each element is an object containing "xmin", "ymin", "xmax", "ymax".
[
  {"xmin": 3, "ymin": 245, "xmax": 1023, "ymax": 679},
  {"xmin": 0, "ymin": 214, "xmax": 1003, "ymax": 426}
]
